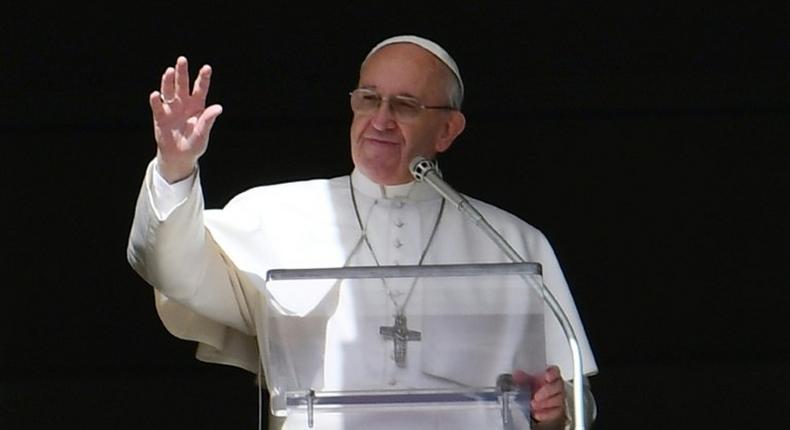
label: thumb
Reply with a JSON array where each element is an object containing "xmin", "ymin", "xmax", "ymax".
[{"xmin": 196, "ymin": 104, "xmax": 223, "ymax": 136}]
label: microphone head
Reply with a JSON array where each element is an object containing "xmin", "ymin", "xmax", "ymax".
[{"xmin": 409, "ymin": 155, "xmax": 435, "ymax": 182}]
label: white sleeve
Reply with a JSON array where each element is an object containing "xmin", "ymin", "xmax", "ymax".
[
  {"xmin": 127, "ymin": 159, "xmax": 256, "ymax": 337},
  {"xmin": 150, "ymin": 161, "xmax": 195, "ymax": 220}
]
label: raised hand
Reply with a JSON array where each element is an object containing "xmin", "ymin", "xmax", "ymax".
[{"xmin": 149, "ymin": 56, "xmax": 223, "ymax": 183}]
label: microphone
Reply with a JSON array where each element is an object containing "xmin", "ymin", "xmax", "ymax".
[
  {"xmin": 409, "ymin": 155, "xmax": 589, "ymax": 429},
  {"xmin": 408, "ymin": 156, "xmax": 468, "ymax": 210}
]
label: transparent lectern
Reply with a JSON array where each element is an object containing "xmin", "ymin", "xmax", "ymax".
[{"xmin": 261, "ymin": 262, "xmax": 546, "ymax": 429}]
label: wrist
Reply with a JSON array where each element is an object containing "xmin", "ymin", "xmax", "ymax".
[{"xmin": 156, "ymin": 154, "xmax": 197, "ymax": 184}]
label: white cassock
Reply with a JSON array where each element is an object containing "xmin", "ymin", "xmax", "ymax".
[{"xmin": 127, "ymin": 159, "xmax": 598, "ymax": 430}]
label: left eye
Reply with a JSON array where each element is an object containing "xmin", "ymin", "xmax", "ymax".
[{"xmin": 393, "ymin": 99, "xmax": 420, "ymax": 110}]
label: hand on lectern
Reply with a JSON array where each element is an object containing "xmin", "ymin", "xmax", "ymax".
[
  {"xmin": 513, "ymin": 365, "xmax": 566, "ymax": 427},
  {"xmin": 149, "ymin": 56, "xmax": 223, "ymax": 184}
]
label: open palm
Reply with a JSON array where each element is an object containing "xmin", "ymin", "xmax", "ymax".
[{"xmin": 149, "ymin": 56, "xmax": 223, "ymax": 183}]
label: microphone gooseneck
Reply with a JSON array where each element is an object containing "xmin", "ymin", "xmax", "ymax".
[
  {"xmin": 409, "ymin": 155, "xmax": 520, "ymax": 265},
  {"xmin": 409, "ymin": 155, "xmax": 588, "ymax": 430}
]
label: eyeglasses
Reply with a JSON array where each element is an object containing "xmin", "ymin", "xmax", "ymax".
[{"xmin": 349, "ymin": 88, "xmax": 455, "ymax": 121}]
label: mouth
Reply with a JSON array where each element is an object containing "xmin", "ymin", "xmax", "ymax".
[{"xmin": 363, "ymin": 135, "xmax": 400, "ymax": 146}]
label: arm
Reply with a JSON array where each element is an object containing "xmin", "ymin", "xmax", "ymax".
[{"xmin": 127, "ymin": 57, "xmax": 253, "ymax": 335}]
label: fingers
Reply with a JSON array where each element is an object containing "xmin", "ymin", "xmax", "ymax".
[
  {"xmin": 531, "ymin": 401, "xmax": 564, "ymax": 423},
  {"xmin": 531, "ymin": 377, "xmax": 565, "ymax": 423},
  {"xmin": 544, "ymin": 365, "xmax": 562, "ymax": 384},
  {"xmin": 195, "ymin": 104, "xmax": 224, "ymax": 138},
  {"xmin": 192, "ymin": 65, "xmax": 213, "ymax": 106},
  {"xmin": 149, "ymin": 91, "xmax": 166, "ymax": 117},
  {"xmin": 174, "ymin": 56, "xmax": 190, "ymax": 100},
  {"xmin": 159, "ymin": 66, "xmax": 176, "ymax": 103},
  {"xmin": 533, "ymin": 376, "xmax": 563, "ymax": 401},
  {"xmin": 523, "ymin": 365, "xmax": 566, "ymax": 424},
  {"xmin": 149, "ymin": 57, "xmax": 219, "ymax": 144},
  {"xmin": 533, "ymin": 365, "xmax": 562, "ymax": 400},
  {"xmin": 513, "ymin": 366, "xmax": 560, "ymax": 392},
  {"xmin": 512, "ymin": 369, "xmax": 542, "ymax": 395},
  {"xmin": 157, "ymin": 57, "xmax": 213, "ymax": 106}
]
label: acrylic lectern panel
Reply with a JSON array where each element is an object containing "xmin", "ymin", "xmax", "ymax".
[{"xmin": 261, "ymin": 263, "xmax": 545, "ymax": 428}]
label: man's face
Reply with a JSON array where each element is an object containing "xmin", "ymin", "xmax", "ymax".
[{"xmin": 350, "ymin": 44, "xmax": 463, "ymax": 185}]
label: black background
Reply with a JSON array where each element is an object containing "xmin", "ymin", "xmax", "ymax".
[{"xmin": 2, "ymin": 2, "xmax": 788, "ymax": 429}]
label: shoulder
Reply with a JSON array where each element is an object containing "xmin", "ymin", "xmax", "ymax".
[
  {"xmin": 224, "ymin": 175, "xmax": 349, "ymax": 210},
  {"xmin": 203, "ymin": 175, "xmax": 350, "ymax": 231},
  {"xmin": 462, "ymin": 194, "xmax": 555, "ymax": 251},
  {"xmin": 465, "ymin": 195, "xmax": 542, "ymax": 234}
]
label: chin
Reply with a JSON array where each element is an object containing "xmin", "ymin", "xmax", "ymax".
[
  {"xmin": 360, "ymin": 163, "xmax": 411, "ymax": 185},
  {"xmin": 352, "ymin": 144, "xmax": 412, "ymax": 184}
]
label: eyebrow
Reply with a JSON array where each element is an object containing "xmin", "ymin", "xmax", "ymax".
[{"xmin": 357, "ymin": 86, "xmax": 420, "ymax": 100}]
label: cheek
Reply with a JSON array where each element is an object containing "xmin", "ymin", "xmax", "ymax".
[
  {"xmin": 350, "ymin": 116, "xmax": 367, "ymax": 145},
  {"xmin": 404, "ymin": 127, "xmax": 438, "ymax": 156}
]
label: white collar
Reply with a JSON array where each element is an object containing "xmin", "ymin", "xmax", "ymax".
[{"xmin": 351, "ymin": 168, "xmax": 441, "ymax": 201}]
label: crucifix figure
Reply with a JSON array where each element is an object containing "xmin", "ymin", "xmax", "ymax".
[{"xmin": 379, "ymin": 313, "xmax": 421, "ymax": 367}]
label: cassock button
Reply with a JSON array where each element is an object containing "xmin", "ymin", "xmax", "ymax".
[
  {"xmin": 388, "ymin": 378, "xmax": 397, "ymax": 386},
  {"xmin": 395, "ymin": 200, "xmax": 405, "ymax": 208},
  {"xmin": 394, "ymin": 239, "xmax": 403, "ymax": 248},
  {"xmin": 394, "ymin": 219, "xmax": 405, "ymax": 228}
]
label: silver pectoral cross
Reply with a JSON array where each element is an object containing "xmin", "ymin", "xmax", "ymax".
[{"xmin": 379, "ymin": 314, "xmax": 421, "ymax": 368}]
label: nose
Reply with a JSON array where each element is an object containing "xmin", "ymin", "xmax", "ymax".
[{"xmin": 371, "ymin": 98, "xmax": 397, "ymax": 131}]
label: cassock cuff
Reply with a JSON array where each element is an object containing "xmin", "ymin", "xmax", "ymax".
[{"xmin": 151, "ymin": 160, "xmax": 196, "ymax": 219}]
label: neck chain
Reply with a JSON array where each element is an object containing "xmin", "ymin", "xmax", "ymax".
[{"xmin": 349, "ymin": 176, "xmax": 445, "ymax": 315}]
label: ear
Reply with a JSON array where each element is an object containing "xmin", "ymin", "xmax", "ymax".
[{"xmin": 434, "ymin": 111, "xmax": 466, "ymax": 153}]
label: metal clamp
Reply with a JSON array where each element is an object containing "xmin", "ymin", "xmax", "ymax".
[
  {"xmin": 306, "ymin": 389, "xmax": 316, "ymax": 428},
  {"xmin": 496, "ymin": 373, "xmax": 517, "ymax": 426}
]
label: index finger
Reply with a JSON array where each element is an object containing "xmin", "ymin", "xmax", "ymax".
[{"xmin": 149, "ymin": 91, "xmax": 166, "ymax": 117}]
